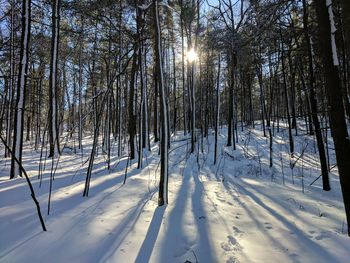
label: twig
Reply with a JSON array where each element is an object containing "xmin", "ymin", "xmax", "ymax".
[{"xmin": 309, "ymin": 174, "xmax": 322, "ymax": 187}]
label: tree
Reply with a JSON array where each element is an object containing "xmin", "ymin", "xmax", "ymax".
[
  {"xmin": 214, "ymin": 53, "xmax": 220, "ymax": 165},
  {"xmin": 10, "ymin": 0, "xmax": 31, "ymax": 179},
  {"xmin": 48, "ymin": 0, "xmax": 61, "ymax": 157},
  {"xmin": 153, "ymin": 0, "xmax": 169, "ymax": 206},
  {"xmin": 302, "ymin": 0, "xmax": 330, "ymax": 191},
  {"xmin": 315, "ymin": 0, "xmax": 350, "ymax": 235}
]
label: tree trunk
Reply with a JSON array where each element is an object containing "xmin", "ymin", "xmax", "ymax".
[
  {"xmin": 302, "ymin": 0, "xmax": 330, "ymax": 191},
  {"xmin": 315, "ymin": 0, "xmax": 350, "ymax": 235},
  {"xmin": 214, "ymin": 54, "xmax": 221, "ymax": 165},
  {"xmin": 281, "ymin": 41, "xmax": 294, "ymax": 157},
  {"xmin": 154, "ymin": 0, "xmax": 169, "ymax": 206},
  {"xmin": 10, "ymin": 0, "xmax": 31, "ymax": 179},
  {"xmin": 48, "ymin": 0, "xmax": 61, "ymax": 157},
  {"xmin": 128, "ymin": 48, "xmax": 138, "ymax": 160},
  {"xmin": 227, "ymin": 53, "xmax": 236, "ymax": 146}
]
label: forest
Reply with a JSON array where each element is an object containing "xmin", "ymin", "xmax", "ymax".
[{"xmin": 0, "ymin": 0, "xmax": 350, "ymax": 262}]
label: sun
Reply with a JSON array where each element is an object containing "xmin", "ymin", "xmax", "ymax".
[{"xmin": 186, "ymin": 48, "xmax": 198, "ymax": 63}]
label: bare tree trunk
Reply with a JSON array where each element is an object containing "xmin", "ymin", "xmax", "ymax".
[
  {"xmin": 256, "ymin": 57, "xmax": 266, "ymax": 137},
  {"xmin": 154, "ymin": 0, "xmax": 169, "ymax": 206},
  {"xmin": 129, "ymin": 48, "xmax": 138, "ymax": 160},
  {"xmin": 281, "ymin": 41, "xmax": 294, "ymax": 157},
  {"xmin": 227, "ymin": 53, "xmax": 236, "ymax": 146},
  {"xmin": 78, "ymin": 26, "xmax": 83, "ymax": 151},
  {"xmin": 153, "ymin": 65, "xmax": 159, "ymax": 142},
  {"xmin": 137, "ymin": 3, "xmax": 146, "ymax": 168},
  {"xmin": 5, "ymin": 0, "xmax": 16, "ymax": 158},
  {"xmin": 10, "ymin": 0, "xmax": 31, "ymax": 179},
  {"xmin": 340, "ymin": 0, "xmax": 350, "ymax": 58},
  {"xmin": 172, "ymin": 31, "xmax": 177, "ymax": 134},
  {"xmin": 214, "ymin": 54, "xmax": 221, "ymax": 165},
  {"xmin": 48, "ymin": 0, "xmax": 61, "ymax": 157},
  {"xmin": 315, "ymin": 0, "xmax": 350, "ymax": 235},
  {"xmin": 180, "ymin": 5, "xmax": 187, "ymax": 135},
  {"xmin": 302, "ymin": 0, "xmax": 330, "ymax": 191}
]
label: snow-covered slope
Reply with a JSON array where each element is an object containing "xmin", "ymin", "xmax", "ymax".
[{"xmin": 1, "ymin": 125, "xmax": 349, "ymax": 263}]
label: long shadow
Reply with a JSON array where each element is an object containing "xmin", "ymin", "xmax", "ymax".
[
  {"xmin": 1, "ymin": 152, "xmax": 137, "ymax": 213},
  {"xmin": 94, "ymin": 190, "xmax": 157, "ymax": 263},
  {"xmin": 159, "ymin": 158, "xmax": 192, "ymax": 262},
  {"xmin": 0, "ymin": 149, "xmax": 132, "ymax": 199},
  {"xmin": 46, "ymin": 156, "xmax": 150, "ymax": 218},
  {"xmin": 235, "ymin": 174, "xmax": 344, "ymax": 228},
  {"xmin": 191, "ymin": 168, "xmax": 215, "ymax": 263},
  {"xmin": 234, "ymin": 180, "xmax": 341, "ymax": 262},
  {"xmin": 222, "ymin": 179, "xmax": 295, "ymax": 258},
  {"xmin": 236, "ymin": 178, "xmax": 350, "ymax": 250},
  {"xmin": 3, "ymin": 187, "xmax": 156, "ymax": 263},
  {"xmin": 0, "ymin": 175, "xmax": 149, "ymax": 260},
  {"xmin": 0, "ymin": 231, "xmax": 42, "ymax": 259},
  {"xmin": 134, "ymin": 206, "xmax": 166, "ymax": 263},
  {"xmin": 227, "ymin": 179, "xmax": 308, "ymax": 225},
  {"xmin": 0, "ymin": 155, "xmax": 152, "ymax": 261},
  {"xmin": 0, "ymin": 213, "xmax": 43, "ymax": 259}
]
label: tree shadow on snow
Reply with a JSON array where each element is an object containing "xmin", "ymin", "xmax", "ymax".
[
  {"xmin": 134, "ymin": 206, "xmax": 166, "ymax": 263},
  {"xmin": 223, "ymin": 177, "xmax": 342, "ymax": 263},
  {"xmin": 159, "ymin": 155, "xmax": 215, "ymax": 263}
]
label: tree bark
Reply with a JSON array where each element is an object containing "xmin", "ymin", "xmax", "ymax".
[
  {"xmin": 154, "ymin": 0, "xmax": 169, "ymax": 206},
  {"xmin": 48, "ymin": 0, "xmax": 61, "ymax": 157},
  {"xmin": 302, "ymin": 0, "xmax": 330, "ymax": 191},
  {"xmin": 10, "ymin": 0, "xmax": 31, "ymax": 179},
  {"xmin": 315, "ymin": 0, "xmax": 350, "ymax": 235}
]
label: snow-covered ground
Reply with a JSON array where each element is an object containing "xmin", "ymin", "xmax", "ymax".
[{"xmin": 1, "ymin": 124, "xmax": 349, "ymax": 263}]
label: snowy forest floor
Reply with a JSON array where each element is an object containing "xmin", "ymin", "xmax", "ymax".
[{"xmin": 1, "ymin": 123, "xmax": 350, "ymax": 263}]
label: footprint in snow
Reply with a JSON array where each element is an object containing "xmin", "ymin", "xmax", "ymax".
[
  {"xmin": 232, "ymin": 226, "xmax": 244, "ymax": 235},
  {"xmin": 264, "ymin": 222, "xmax": 273, "ymax": 230},
  {"xmin": 228, "ymin": 235, "xmax": 237, "ymax": 245},
  {"xmin": 221, "ymin": 241, "xmax": 234, "ymax": 252},
  {"xmin": 314, "ymin": 232, "xmax": 331, "ymax": 240},
  {"xmin": 221, "ymin": 235, "xmax": 239, "ymax": 252},
  {"xmin": 226, "ymin": 256, "xmax": 240, "ymax": 263}
]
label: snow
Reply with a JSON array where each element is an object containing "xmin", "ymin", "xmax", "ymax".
[
  {"xmin": 138, "ymin": 3, "xmax": 152, "ymax": 11},
  {"xmin": 1, "ymin": 123, "xmax": 350, "ymax": 262},
  {"xmin": 326, "ymin": 0, "xmax": 339, "ymax": 66}
]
